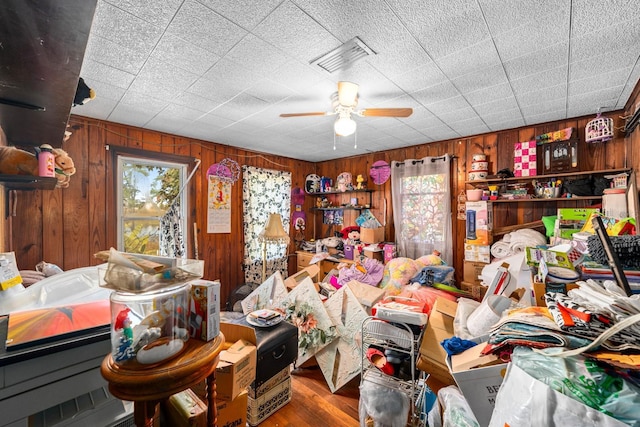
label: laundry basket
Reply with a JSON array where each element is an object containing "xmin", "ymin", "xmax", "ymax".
[{"xmin": 585, "ymin": 113, "xmax": 614, "ymax": 143}]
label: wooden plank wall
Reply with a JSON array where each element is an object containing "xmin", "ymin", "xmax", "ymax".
[
  {"xmin": 3, "ymin": 105, "xmax": 639, "ymax": 301},
  {"xmin": 5, "ymin": 116, "xmax": 316, "ymax": 306}
]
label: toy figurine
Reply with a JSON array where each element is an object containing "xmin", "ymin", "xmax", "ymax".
[
  {"xmin": 356, "ymin": 174, "xmax": 366, "ymax": 189},
  {"xmin": 114, "ymin": 308, "xmax": 135, "ymax": 362}
]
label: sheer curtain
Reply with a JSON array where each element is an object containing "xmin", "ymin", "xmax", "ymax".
[
  {"xmin": 391, "ymin": 154, "xmax": 453, "ymax": 264},
  {"xmin": 242, "ymin": 166, "xmax": 292, "ymax": 284}
]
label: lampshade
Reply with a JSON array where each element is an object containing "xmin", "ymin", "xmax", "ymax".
[
  {"xmin": 259, "ymin": 213, "xmax": 290, "ymax": 244},
  {"xmin": 334, "ymin": 116, "xmax": 356, "ymax": 136}
]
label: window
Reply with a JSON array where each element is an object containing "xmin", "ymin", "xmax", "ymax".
[
  {"xmin": 391, "ymin": 155, "xmax": 453, "ymax": 263},
  {"xmin": 116, "ymin": 155, "xmax": 188, "ymax": 256}
]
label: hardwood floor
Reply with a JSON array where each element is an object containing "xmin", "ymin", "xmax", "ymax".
[{"xmin": 259, "ymin": 365, "xmax": 361, "ymax": 427}]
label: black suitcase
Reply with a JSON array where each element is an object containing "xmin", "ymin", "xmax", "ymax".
[{"xmin": 228, "ymin": 316, "xmax": 298, "ymax": 389}]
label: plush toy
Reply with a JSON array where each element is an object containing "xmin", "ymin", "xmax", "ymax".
[
  {"xmin": 73, "ymin": 77, "xmax": 96, "ymax": 106},
  {"xmin": 356, "ymin": 174, "xmax": 366, "ymax": 189},
  {"xmin": 340, "ymin": 225, "xmax": 361, "ymax": 244},
  {"xmin": 0, "ymin": 146, "xmax": 75, "ymax": 188},
  {"xmin": 0, "ymin": 146, "xmax": 39, "ymax": 175},
  {"xmin": 52, "ymin": 148, "xmax": 76, "ymax": 188}
]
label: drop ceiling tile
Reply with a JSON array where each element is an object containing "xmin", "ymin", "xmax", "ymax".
[
  {"xmin": 187, "ymin": 77, "xmax": 241, "ymax": 105},
  {"xmin": 465, "ymin": 83, "xmax": 514, "ymax": 107},
  {"xmin": 436, "ymin": 39, "xmax": 501, "ymax": 80},
  {"xmin": 84, "ymin": 80, "xmax": 127, "ymax": 103},
  {"xmin": 503, "ymin": 42, "xmax": 569, "ymax": 81},
  {"xmin": 571, "ymin": 0, "xmax": 639, "ymax": 37},
  {"xmin": 569, "ymin": 67, "xmax": 633, "ymax": 97},
  {"xmin": 244, "ymin": 79, "xmax": 297, "ymax": 104},
  {"xmin": 197, "ymin": 0, "xmax": 281, "ymax": 30},
  {"xmin": 474, "ymin": 96, "xmax": 520, "ymax": 116},
  {"xmin": 438, "ymin": 106, "xmax": 478, "ymax": 125},
  {"xmin": 225, "ymin": 34, "xmax": 290, "ymax": 75},
  {"xmin": 117, "ymin": 91, "xmax": 169, "ymax": 112},
  {"xmin": 144, "ymin": 115, "xmax": 194, "ymax": 135},
  {"xmin": 151, "ymin": 34, "xmax": 221, "ymax": 75},
  {"xmin": 387, "ymin": 0, "xmax": 489, "ymax": 59},
  {"xmin": 84, "ymin": 34, "xmax": 146, "ymax": 75},
  {"xmin": 479, "ymin": 0, "xmax": 568, "ymax": 35},
  {"xmin": 166, "ymin": 0, "xmax": 247, "ymax": 56},
  {"xmin": 208, "ymin": 104, "xmax": 252, "ymax": 123},
  {"xmin": 616, "ymin": 63, "xmax": 640, "ymax": 109},
  {"xmin": 510, "ymin": 66, "xmax": 568, "ymax": 97},
  {"xmin": 516, "ymin": 84, "xmax": 567, "ymax": 108},
  {"xmin": 569, "ymin": 45, "xmax": 640, "ymax": 81},
  {"xmin": 481, "ymin": 107, "xmax": 523, "ymax": 126},
  {"xmin": 172, "ymin": 92, "xmax": 224, "ymax": 113},
  {"xmin": 72, "ymin": 98, "xmax": 118, "ymax": 121},
  {"xmin": 487, "ymin": 116, "xmax": 526, "ymax": 131},
  {"xmin": 202, "ymin": 58, "xmax": 266, "ymax": 92},
  {"xmin": 223, "ymin": 93, "xmax": 270, "ymax": 116},
  {"xmin": 80, "ymin": 60, "xmax": 136, "ymax": 90},
  {"xmin": 427, "ymin": 97, "xmax": 473, "ymax": 116},
  {"xmin": 449, "ymin": 115, "xmax": 490, "ymax": 135},
  {"xmin": 394, "ymin": 62, "xmax": 448, "ymax": 94},
  {"xmin": 128, "ymin": 57, "xmax": 200, "ymax": 100},
  {"xmin": 568, "ymin": 86, "xmax": 624, "ymax": 111},
  {"xmin": 453, "ymin": 64, "xmax": 509, "ymax": 95},
  {"xmin": 570, "ymin": 19, "xmax": 640, "ymax": 64},
  {"xmin": 520, "ymin": 98, "xmax": 566, "ymax": 117},
  {"xmin": 412, "ymin": 81, "xmax": 461, "ymax": 106},
  {"xmin": 493, "ymin": 11, "xmax": 570, "ymax": 62},
  {"xmin": 104, "ymin": 0, "xmax": 183, "ymax": 27},
  {"xmin": 108, "ymin": 104, "xmax": 159, "ymax": 127},
  {"xmin": 365, "ymin": 38, "xmax": 435, "ymax": 80},
  {"xmin": 523, "ymin": 109, "xmax": 566, "ymax": 126},
  {"xmin": 252, "ymin": 2, "xmax": 340, "ymax": 64},
  {"xmin": 193, "ymin": 112, "xmax": 235, "ymax": 128},
  {"xmin": 420, "ymin": 126, "xmax": 459, "ymax": 141},
  {"xmin": 92, "ymin": 1, "xmax": 164, "ymax": 52}
]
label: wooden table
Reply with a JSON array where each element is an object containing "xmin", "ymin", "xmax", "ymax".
[{"xmin": 101, "ymin": 334, "xmax": 225, "ymax": 427}]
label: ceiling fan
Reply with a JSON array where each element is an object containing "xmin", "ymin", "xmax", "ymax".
[{"xmin": 279, "ymin": 81, "xmax": 413, "ymax": 138}]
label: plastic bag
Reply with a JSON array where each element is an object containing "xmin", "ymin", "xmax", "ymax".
[
  {"xmin": 453, "ymin": 297, "xmax": 481, "ymax": 339},
  {"xmin": 489, "ymin": 347, "xmax": 638, "ymax": 426},
  {"xmin": 438, "ymin": 385, "xmax": 479, "ymax": 427},
  {"xmin": 359, "ymin": 377, "xmax": 409, "ymax": 427}
]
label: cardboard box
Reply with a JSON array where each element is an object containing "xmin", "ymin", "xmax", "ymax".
[
  {"xmin": 447, "ymin": 354, "xmax": 508, "ymax": 427},
  {"xmin": 285, "ymin": 264, "xmax": 320, "ymax": 291},
  {"xmin": 465, "ymin": 201, "xmax": 493, "ymax": 245},
  {"xmin": 532, "ymin": 280, "xmax": 580, "ymax": 307},
  {"xmin": 189, "ymin": 279, "xmax": 221, "ymax": 342},
  {"xmin": 463, "ymin": 260, "xmax": 486, "ymax": 285},
  {"xmin": 464, "ymin": 243, "xmax": 491, "ymax": 263},
  {"xmin": 460, "ymin": 281, "xmax": 488, "ymax": 302},
  {"xmin": 417, "ymin": 354, "xmax": 455, "ymax": 386},
  {"xmin": 247, "ymin": 376, "xmax": 292, "ymax": 426},
  {"xmin": 346, "ymin": 280, "xmax": 385, "ymax": 312},
  {"xmin": 363, "ymin": 246, "xmax": 383, "ymax": 262},
  {"xmin": 419, "ymin": 297, "xmax": 457, "ymax": 369},
  {"xmin": 555, "ymin": 208, "xmax": 599, "ymax": 239},
  {"xmin": 360, "ymin": 227, "xmax": 384, "ymax": 243},
  {"xmin": 217, "ymin": 323, "xmax": 257, "ymax": 400},
  {"xmin": 217, "ymin": 390, "xmax": 248, "ymax": 427}
]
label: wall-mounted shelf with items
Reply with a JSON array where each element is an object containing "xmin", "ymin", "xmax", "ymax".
[
  {"xmin": 465, "ymin": 168, "xmax": 630, "ymax": 185},
  {"xmin": 490, "ymin": 196, "xmax": 603, "ymax": 203},
  {"xmin": 308, "ymin": 189, "xmax": 373, "ymax": 211}
]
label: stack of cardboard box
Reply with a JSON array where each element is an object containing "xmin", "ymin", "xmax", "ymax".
[{"xmin": 462, "ymin": 200, "xmax": 492, "ymax": 300}]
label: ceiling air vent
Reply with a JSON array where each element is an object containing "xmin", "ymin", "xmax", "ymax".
[{"xmin": 310, "ymin": 37, "xmax": 375, "ymax": 73}]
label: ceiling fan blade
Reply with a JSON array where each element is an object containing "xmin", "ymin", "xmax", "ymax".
[
  {"xmin": 338, "ymin": 81, "xmax": 359, "ymax": 106},
  {"xmin": 280, "ymin": 112, "xmax": 329, "ymax": 118},
  {"xmin": 359, "ymin": 108, "xmax": 413, "ymax": 117}
]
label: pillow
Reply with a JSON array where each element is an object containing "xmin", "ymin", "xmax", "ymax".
[{"xmin": 380, "ymin": 257, "xmax": 421, "ymax": 295}]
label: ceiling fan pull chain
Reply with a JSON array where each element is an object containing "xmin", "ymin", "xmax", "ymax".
[
  {"xmin": 333, "ymin": 133, "xmax": 337, "ymax": 150},
  {"xmin": 354, "ymin": 132, "xmax": 357, "ymax": 149}
]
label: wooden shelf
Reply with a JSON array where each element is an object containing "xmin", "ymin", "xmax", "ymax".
[
  {"xmin": 465, "ymin": 168, "xmax": 630, "ymax": 185},
  {"xmin": 0, "ymin": 175, "xmax": 58, "ymax": 190},
  {"xmin": 490, "ymin": 196, "xmax": 602, "ymax": 203},
  {"xmin": 307, "ymin": 189, "xmax": 373, "ymax": 196},
  {"xmin": 311, "ymin": 206, "xmax": 368, "ymax": 211}
]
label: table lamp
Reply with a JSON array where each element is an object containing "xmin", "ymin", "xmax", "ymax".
[{"xmin": 259, "ymin": 213, "xmax": 290, "ymax": 282}]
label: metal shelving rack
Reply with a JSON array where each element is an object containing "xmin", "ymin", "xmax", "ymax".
[{"xmin": 360, "ymin": 316, "xmax": 427, "ymax": 427}]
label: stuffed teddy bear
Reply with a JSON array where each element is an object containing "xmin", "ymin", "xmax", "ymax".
[{"xmin": 52, "ymin": 148, "xmax": 76, "ymax": 188}]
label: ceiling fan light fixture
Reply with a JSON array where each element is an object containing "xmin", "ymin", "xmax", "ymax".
[{"xmin": 334, "ymin": 116, "xmax": 356, "ymax": 136}]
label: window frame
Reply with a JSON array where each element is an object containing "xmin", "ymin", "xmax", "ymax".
[{"xmin": 109, "ymin": 146, "xmax": 195, "ymax": 256}]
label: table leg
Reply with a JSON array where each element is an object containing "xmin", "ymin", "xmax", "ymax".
[
  {"xmin": 134, "ymin": 400, "xmax": 159, "ymax": 427},
  {"xmin": 206, "ymin": 372, "xmax": 217, "ymax": 427}
]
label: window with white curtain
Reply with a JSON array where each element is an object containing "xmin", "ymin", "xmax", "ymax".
[
  {"xmin": 390, "ymin": 155, "xmax": 453, "ymax": 264},
  {"xmin": 242, "ymin": 166, "xmax": 292, "ymax": 284}
]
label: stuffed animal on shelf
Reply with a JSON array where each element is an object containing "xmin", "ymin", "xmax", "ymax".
[
  {"xmin": 0, "ymin": 146, "xmax": 76, "ymax": 188},
  {"xmin": 73, "ymin": 77, "xmax": 96, "ymax": 106},
  {"xmin": 52, "ymin": 148, "xmax": 76, "ymax": 188}
]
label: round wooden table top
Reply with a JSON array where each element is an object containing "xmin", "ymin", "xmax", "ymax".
[{"xmin": 101, "ymin": 333, "xmax": 225, "ymax": 402}]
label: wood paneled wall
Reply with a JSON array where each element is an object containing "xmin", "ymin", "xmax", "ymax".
[
  {"xmin": 4, "ymin": 102, "xmax": 639, "ymax": 301},
  {"xmin": 5, "ymin": 116, "xmax": 315, "ymax": 306}
]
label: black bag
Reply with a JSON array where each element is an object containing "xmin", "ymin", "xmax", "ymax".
[
  {"xmin": 564, "ymin": 176, "xmax": 593, "ymax": 196},
  {"xmin": 593, "ymin": 176, "xmax": 612, "ymax": 196}
]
